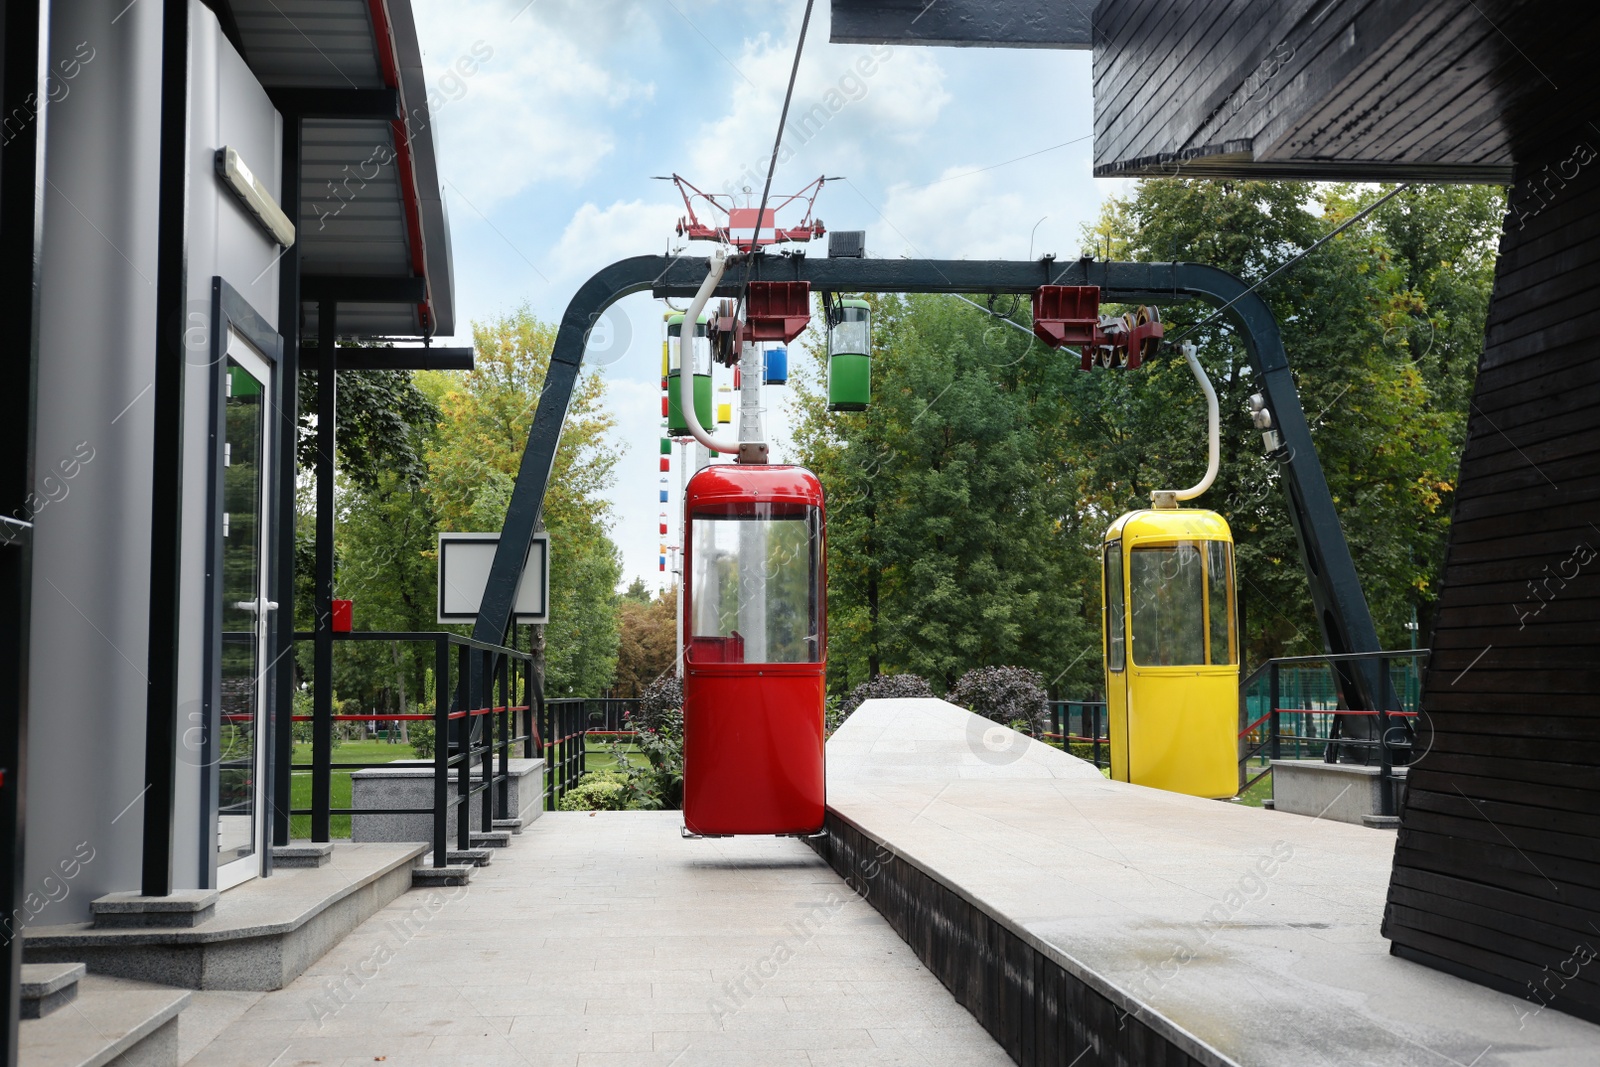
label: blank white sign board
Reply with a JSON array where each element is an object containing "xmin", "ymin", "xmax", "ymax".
[{"xmin": 437, "ymin": 533, "xmax": 549, "ymax": 624}]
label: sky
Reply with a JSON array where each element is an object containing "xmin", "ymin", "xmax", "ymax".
[{"xmin": 409, "ymin": 0, "xmax": 1128, "ymax": 592}]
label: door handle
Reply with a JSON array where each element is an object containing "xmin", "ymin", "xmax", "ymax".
[{"xmin": 232, "ymin": 599, "xmax": 281, "ymax": 613}]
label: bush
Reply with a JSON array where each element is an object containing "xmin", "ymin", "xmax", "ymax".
[
  {"xmin": 950, "ymin": 666, "xmax": 1049, "ymax": 736},
  {"xmin": 838, "ymin": 673, "xmax": 934, "ymax": 720},
  {"xmin": 633, "ymin": 674, "xmax": 683, "ymax": 733},
  {"xmin": 558, "ymin": 771, "xmax": 633, "ymax": 811},
  {"xmin": 409, "ymin": 720, "xmax": 435, "ymax": 760}
]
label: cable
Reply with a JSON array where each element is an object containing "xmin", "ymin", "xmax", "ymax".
[
  {"xmin": 751, "ymin": 0, "xmax": 816, "ymax": 252},
  {"xmin": 1168, "ymin": 183, "xmax": 1412, "ymax": 346},
  {"xmin": 950, "ymin": 293, "xmax": 1035, "ymax": 340}
]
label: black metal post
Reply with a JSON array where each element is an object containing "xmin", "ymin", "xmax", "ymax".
[
  {"xmin": 142, "ymin": 0, "xmax": 192, "ymax": 898},
  {"xmin": 312, "ymin": 301, "xmax": 336, "ymax": 841},
  {"xmin": 432, "ymin": 636, "xmax": 448, "ymax": 867},
  {"xmin": 496, "ymin": 654, "xmax": 510, "ymax": 820},
  {"xmin": 1377, "ymin": 654, "xmax": 1395, "ymax": 817},
  {"xmin": 480, "ymin": 651, "xmax": 493, "ymax": 833},
  {"xmin": 0, "ymin": 0, "xmax": 47, "ymax": 1053},
  {"xmin": 271, "ymin": 109, "xmax": 303, "ymax": 849},
  {"xmin": 456, "ymin": 644, "xmax": 470, "ymax": 853},
  {"xmin": 1269, "ymin": 663, "xmax": 1282, "ymax": 763}
]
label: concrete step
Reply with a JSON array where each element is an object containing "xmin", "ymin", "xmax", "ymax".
[
  {"xmin": 411, "ymin": 864, "xmax": 475, "ymax": 887},
  {"xmin": 20, "ymin": 962, "xmax": 83, "ymax": 1019},
  {"xmin": 493, "ymin": 817, "xmax": 525, "ymax": 834},
  {"xmin": 470, "ymin": 830, "xmax": 512, "ymax": 848},
  {"xmin": 25, "ymin": 842, "xmax": 425, "ymax": 991},
  {"xmin": 91, "ymin": 891, "xmax": 216, "ymax": 929},
  {"xmin": 271, "ymin": 842, "xmax": 333, "ymax": 868},
  {"xmin": 19, "ymin": 974, "xmax": 188, "ymax": 1067}
]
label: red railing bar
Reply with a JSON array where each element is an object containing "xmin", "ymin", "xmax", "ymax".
[{"xmin": 1272, "ymin": 708, "xmax": 1418, "ymax": 718}]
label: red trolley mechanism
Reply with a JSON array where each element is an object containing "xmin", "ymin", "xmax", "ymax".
[
  {"xmin": 663, "ymin": 174, "xmax": 829, "ymax": 252},
  {"xmin": 681, "ymin": 464, "xmax": 827, "ymax": 836}
]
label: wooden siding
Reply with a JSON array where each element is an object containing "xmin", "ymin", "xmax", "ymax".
[
  {"xmin": 1382, "ymin": 134, "xmax": 1600, "ymax": 1027},
  {"xmin": 1091, "ymin": 0, "xmax": 1600, "ymax": 182}
]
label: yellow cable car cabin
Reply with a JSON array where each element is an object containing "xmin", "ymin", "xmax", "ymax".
[{"xmin": 1102, "ymin": 508, "xmax": 1238, "ymax": 799}]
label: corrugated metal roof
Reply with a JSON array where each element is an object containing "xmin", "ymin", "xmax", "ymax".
[
  {"xmin": 225, "ymin": 0, "xmax": 451, "ymax": 339},
  {"xmin": 231, "ymin": 0, "xmax": 386, "ymax": 89}
]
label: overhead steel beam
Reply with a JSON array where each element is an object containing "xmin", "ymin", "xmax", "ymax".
[
  {"xmin": 473, "ymin": 255, "xmax": 1384, "ymax": 719},
  {"xmin": 829, "ymin": 0, "xmax": 1092, "ymax": 48},
  {"xmin": 267, "ymin": 88, "xmax": 400, "ymax": 120},
  {"xmin": 300, "ymin": 275, "xmax": 426, "ymax": 304},
  {"xmin": 301, "ymin": 346, "xmax": 474, "ymax": 371}
]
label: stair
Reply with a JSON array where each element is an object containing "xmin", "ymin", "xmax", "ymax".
[
  {"xmin": 20, "ymin": 962, "xmax": 84, "ymax": 1019},
  {"xmin": 24, "ymin": 842, "xmax": 424, "ymax": 990},
  {"xmin": 19, "ymin": 974, "xmax": 187, "ymax": 1067}
]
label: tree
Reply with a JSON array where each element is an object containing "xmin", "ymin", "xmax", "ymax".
[
  {"xmin": 614, "ymin": 587, "xmax": 677, "ymax": 696},
  {"xmin": 791, "ymin": 294, "xmax": 1096, "ymax": 695},
  {"xmin": 791, "ymin": 178, "xmax": 1502, "ymax": 696},
  {"xmin": 420, "ymin": 307, "xmax": 623, "ymax": 697},
  {"xmin": 1080, "ymin": 179, "xmax": 1502, "ymax": 659}
]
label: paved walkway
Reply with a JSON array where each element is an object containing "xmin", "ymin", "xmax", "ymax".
[{"xmin": 182, "ymin": 812, "xmax": 1009, "ymax": 1067}]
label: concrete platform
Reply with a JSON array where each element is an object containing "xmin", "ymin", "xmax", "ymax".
[
  {"xmin": 182, "ymin": 811, "xmax": 1009, "ymax": 1066},
  {"xmin": 24, "ymin": 843, "xmax": 425, "ymax": 990},
  {"xmin": 820, "ymin": 699, "xmax": 1600, "ymax": 1066}
]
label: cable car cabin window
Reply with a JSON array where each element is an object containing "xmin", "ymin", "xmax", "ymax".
[
  {"xmin": 1207, "ymin": 540, "xmax": 1237, "ymax": 666},
  {"xmin": 690, "ymin": 503, "xmax": 821, "ymax": 664},
  {"xmin": 1129, "ymin": 542, "xmax": 1207, "ymax": 667},
  {"xmin": 1104, "ymin": 542, "xmax": 1125, "ymax": 672}
]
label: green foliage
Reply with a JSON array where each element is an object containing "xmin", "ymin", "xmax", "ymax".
[
  {"xmin": 606, "ymin": 723, "xmax": 684, "ymax": 810},
  {"xmin": 633, "ymin": 674, "xmax": 683, "ymax": 733},
  {"xmin": 792, "ymin": 293, "xmax": 1097, "ymax": 694},
  {"xmin": 409, "ymin": 720, "xmax": 434, "ymax": 760},
  {"xmin": 949, "ymin": 666, "xmax": 1050, "ymax": 735},
  {"xmin": 420, "ymin": 307, "xmax": 622, "ymax": 698},
  {"xmin": 615, "ymin": 588, "xmax": 677, "ymax": 697},
  {"xmin": 793, "ymin": 178, "xmax": 1502, "ymax": 686},
  {"xmin": 298, "ymin": 361, "xmax": 438, "ymax": 492},
  {"xmin": 557, "ymin": 771, "xmax": 633, "ymax": 811}
]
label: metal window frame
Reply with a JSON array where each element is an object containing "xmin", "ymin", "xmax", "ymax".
[{"xmin": 203, "ymin": 278, "xmax": 284, "ymax": 887}]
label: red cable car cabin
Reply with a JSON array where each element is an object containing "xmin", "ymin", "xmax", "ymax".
[{"xmin": 682, "ymin": 465, "xmax": 826, "ymax": 836}]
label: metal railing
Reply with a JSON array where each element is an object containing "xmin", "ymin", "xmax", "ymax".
[
  {"xmin": 1238, "ymin": 649, "xmax": 1428, "ymax": 815},
  {"xmin": 541, "ymin": 698, "xmax": 590, "ymax": 809},
  {"xmin": 1044, "ymin": 700, "xmax": 1110, "ymax": 769},
  {"xmin": 289, "ymin": 631, "xmax": 536, "ymax": 867},
  {"xmin": 583, "ymin": 697, "xmax": 642, "ymax": 737}
]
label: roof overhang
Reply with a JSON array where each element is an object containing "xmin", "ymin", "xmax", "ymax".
[
  {"xmin": 830, "ymin": 0, "xmax": 1091, "ymax": 48},
  {"xmin": 216, "ymin": 0, "xmax": 455, "ymax": 339}
]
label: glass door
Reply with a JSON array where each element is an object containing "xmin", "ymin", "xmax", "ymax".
[{"xmin": 217, "ymin": 335, "xmax": 274, "ymax": 890}]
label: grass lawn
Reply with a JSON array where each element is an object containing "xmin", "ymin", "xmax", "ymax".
[
  {"xmin": 585, "ymin": 737, "xmax": 650, "ymax": 773},
  {"xmin": 288, "ymin": 738, "xmax": 418, "ymax": 839},
  {"xmin": 1234, "ymin": 765, "xmax": 1275, "ymax": 807}
]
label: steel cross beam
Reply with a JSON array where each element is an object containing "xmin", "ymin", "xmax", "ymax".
[{"xmin": 472, "ymin": 255, "xmax": 1384, "ymax": 714}]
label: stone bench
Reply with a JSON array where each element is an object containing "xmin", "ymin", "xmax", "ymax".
[{"xmin": 350, "ymin": 757, "xmax": 545, "ymax": 844}]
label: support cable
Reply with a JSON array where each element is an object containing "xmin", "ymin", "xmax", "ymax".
[{"xmin": 750, "ymin": 0, "xmax": 816, "ymax": 254}]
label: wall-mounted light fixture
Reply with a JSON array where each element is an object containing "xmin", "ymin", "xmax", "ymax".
[{"xmin": 215, "ymin": 145, "xmax": 295, "ymax": 248}]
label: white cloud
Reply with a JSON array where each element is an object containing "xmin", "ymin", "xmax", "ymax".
[
  {"xmin": 542, "ymin": 198, "xmax": 684, "ymax": 286},
  {"xmin": 415, "ymin": 1, "xmax": 655, "ymax": 208}
]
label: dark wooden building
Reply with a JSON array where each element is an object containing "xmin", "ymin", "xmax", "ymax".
[{"xmin": 835, "ymin": 0, "xmax": 1600, "ymax": 1025}]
